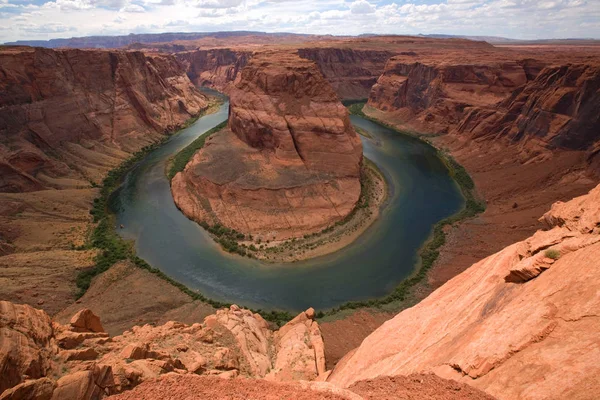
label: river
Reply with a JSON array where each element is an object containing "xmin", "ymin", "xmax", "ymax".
[{"xmin": 112, "ymin": 96, "xmax": 464, "ymax": 311}]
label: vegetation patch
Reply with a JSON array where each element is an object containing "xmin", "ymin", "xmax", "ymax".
[{"xmin": 544, "ymin": 249, "xmax": 561, "ymax": 260}]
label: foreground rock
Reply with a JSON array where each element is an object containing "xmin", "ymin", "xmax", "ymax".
[
  {"xmin": 0, "ymin": 302, "xmax": 326, "ymax": 399},
  {"xmin": 172, "ymin": 51, "xmax": 363, "ymax": 240},
  {"xmin": 328, "ymin": 184, "xmax": 600, "ymax": 399}
]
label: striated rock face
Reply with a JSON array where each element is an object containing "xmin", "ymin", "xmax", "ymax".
[
  {"xmin": 0, "ymin": 303, "xmax": 326, "ymax": 399},
  {"xmin": 0, "ymin": 302, "xmax": 57, "ymax": 393},
  {"xmin": 368, "ymin": 57, "xmax": 528, "ymax": 133},
  {"xmin": 175, "ymin": 49, "xmax": 251, "ymax": 93},
  {"xmin": 266, "ymin": 308, "xmax": 326, "ymax": 382},
  {"xmin": 328, "ymin": 183, "xmax": 600, "ymax": 399},
  {"xmin": 0, "ymin": 46, "xmax": 208, "ymax": 192},
  {"xmin": 456, "ymin": 64, "xmax": 600, "ymax": 161},
  {"xmin": 298, "ymin": 48, "xmax": 393, "ymax": 99},
  {"xmin": 172, "ymin": 52, "xmax": 363, "ymax": 240}
]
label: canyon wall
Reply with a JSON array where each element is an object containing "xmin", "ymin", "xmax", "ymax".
[
  {"xmin": 298, "ymin": 48, "xmax": 393, "ymax": 99},
  {"xmin": 367, "ymin": 56, "xmax": 529, "ymax": 133},
  {"xmin": 0, "ymin": 47, "xmax": 208, "ymax": 193},
  {"xmin": 175, "ymin": 49, "xmax": 251, "ymax": 93},
  {"xmin": 328, "ymin": 183, "xmax": 600, "ymax": 399},
  {"xmin": 367, "ymin": 55, "xmax": 600, "ymax": 162},
  {"xmin": 456, "ymin": 64, "xmax": 600, "ymax": 162},
  {"xmin": 171, "ymin": 51, "xmax": 363, "ymax": 240},
  {"xmin": 176, "ymin": 47, "xmax": 392, "ymax": 100}
]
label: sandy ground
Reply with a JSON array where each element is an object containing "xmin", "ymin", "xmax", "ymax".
[
  {"xmin": 54, "ymin": 261, "xmax": 215, "ymax": 336},
  {"xmin": 0, "ymin": 188, "xmax": 98, "ymax": 315},
  {"xmin": 349, "ymin": 374, "xmax": 497, "ymax": 400},
  {"xmin": 108, "ymin": 373, "xmax": 496, "ymax": 400}
]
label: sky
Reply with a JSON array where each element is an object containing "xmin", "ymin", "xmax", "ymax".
[{"xmin": 1, "ymin": 0, "xmax": 599, "ymax": 43}]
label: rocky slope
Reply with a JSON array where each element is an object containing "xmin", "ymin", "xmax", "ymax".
[
  {"xmin": 0, "ymin": 46, "xmax": 208, "ymax": 193},
  {"xmin": 0, "ymin": 301, "xmax": 326, "ymax": 399},
  {"xmin": 0, "ymin": 300, "xmax": 495, "ymax": 400},
  {"xmin": 328, "ymin": 183, "xmax": 600, "ymax": 399},
  {"xmin": 172, "ymin": 52, "xmax": 363, "ymax": 240}
]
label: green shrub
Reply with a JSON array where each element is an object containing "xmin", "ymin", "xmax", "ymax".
[{"xmin": 544, "ymin": 249, "xmax": 560, "ymax": 260}]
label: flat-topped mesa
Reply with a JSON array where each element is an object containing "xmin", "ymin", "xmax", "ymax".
[{"xmin": 171, "ymin": 52, "xmax": 363, "ymax": 241}]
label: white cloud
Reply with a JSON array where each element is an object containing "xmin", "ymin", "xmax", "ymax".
[
  {"xmin": 350, "ymin": 0, "xmax": 375, "ymax": 14},
  {"xmin": 120, "ymin": 3, "xmax": 145, "ymax": 12},
  {"xmin": 1, "ymin": 0, "xmax": 599, "ymax": 42}
]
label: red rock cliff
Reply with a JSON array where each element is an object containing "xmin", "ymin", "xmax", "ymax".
[
  {"xmin": 368, "ymin": 56, "xmax": 528, "ymax": 133},
  {"xmin": 171, "ymin": 52, "xmax": 363, "ymax": 240},
  {"xmin": 0, "ymin": 47, "xmax": 208, "ymax": 192},
  {"xmin": 456, "ymin": 64, "xmax": 600, "ymax": 163}
]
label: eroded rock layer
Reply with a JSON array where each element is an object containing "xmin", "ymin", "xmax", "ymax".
[
  {"xmin": 368, "ymin": 57, "xmax": 529, "ymax": 133},
  {"xmin": 172, "ymin": 52, "xmax": 363, "ymax": 240},
  {"xmin": 0, "ymin": 46, "xmax": 208, "ymax": 192},
  {"xmin": 298, "ymin": 48, "xmax": 393, "ymax": 99},
  {"xmin": 456, "ymin": 64, "xmax": 600, "ymax": 161},
  {"xmin": 328, "ymin": 183, "xmax": 600, "ymax": 400}
]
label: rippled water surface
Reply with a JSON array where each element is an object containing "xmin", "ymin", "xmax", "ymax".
[{"xmin": 113, "ymin": 97, "xmax": 464, "ymax": 311}]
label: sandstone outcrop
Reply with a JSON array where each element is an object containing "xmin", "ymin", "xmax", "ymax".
[
  {"xmin": 328, "ymin": 183, "xmax": 600, "ymax": 399},
  {"xmin": 172, "ymin": 52, "xmax": 363, "ymax": 240},
  {"xmin": 0, "ymin": 46, "xmax": 208, "ymax": 192},
  {"xmin": 0, "ymin": 301, "xmax": 57, "ymax": 393},
  {"xmin": 0, "ymin": 303, "xmax": 326, "ymax": 399}
]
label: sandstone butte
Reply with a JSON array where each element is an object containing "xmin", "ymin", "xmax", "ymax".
[
  {"xmin": 0, "ymin": 46, "xmax": 208, "ymax": 193},
  {"xmin": 2, "ymin": 183, "xmax": 600, "ymax": 399},
  {"xmin": 171, "ymin": 52, "xmax": 363, "ymax": 240}
]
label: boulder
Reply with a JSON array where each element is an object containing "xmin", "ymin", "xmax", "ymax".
[
  {"xmin": 0, "ymin": 378, "xmax": 56, "ymax": 400},
  {"xmin": 69, "ymin": 309, "xmax": 105, "ymax": 333}
]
